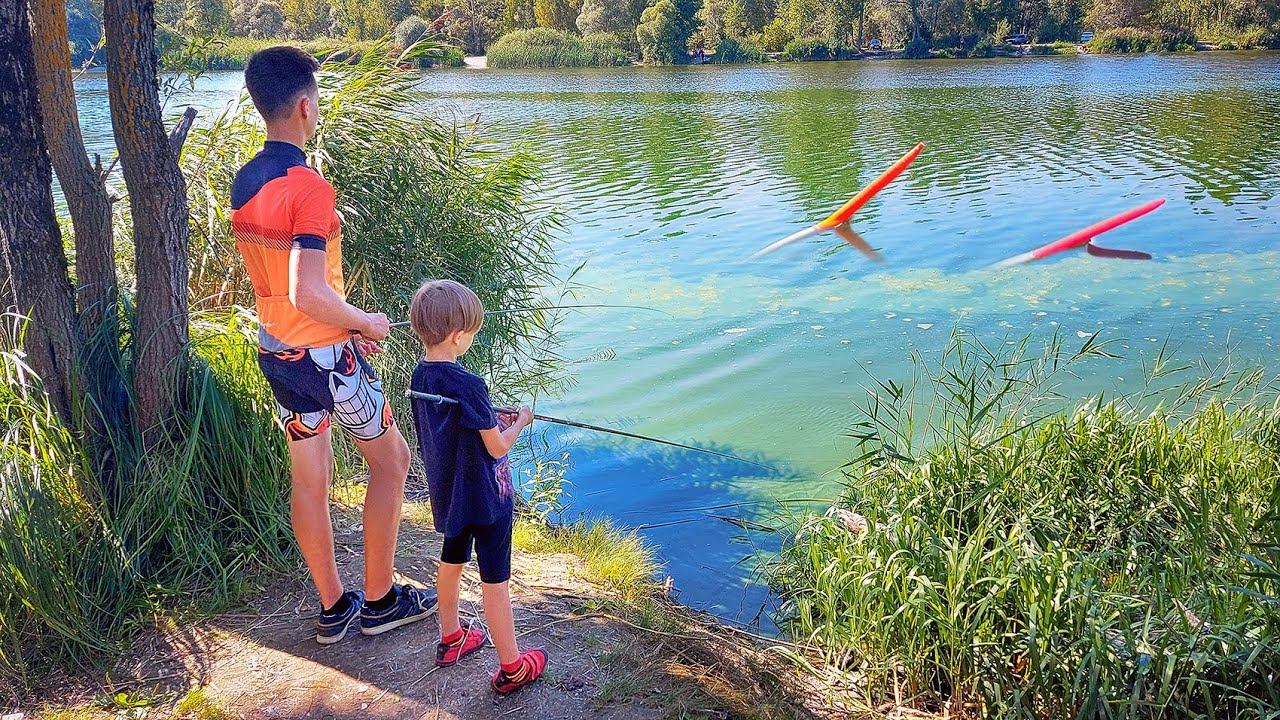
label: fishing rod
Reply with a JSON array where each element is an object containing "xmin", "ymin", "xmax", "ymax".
[
  {"xmin": 388, "ymin": 303, "xmax": 668, "ymax": 329},
  {"xmin": 405, "ymin": 389, "xmax": 775, "ymax": 472}
]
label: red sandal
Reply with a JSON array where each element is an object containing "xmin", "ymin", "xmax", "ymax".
[
  {"xmin": 436, "ymin": 626, "xmax": 488, "ymax": 667},
  {"xmin": 491, "ymin": 648, "xmax": 547, "ymax": 695}
]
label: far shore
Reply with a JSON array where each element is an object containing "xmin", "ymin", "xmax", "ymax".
[{"xmin": 460, "ymin": 43, "xmax": 1276, "ymax": 71}]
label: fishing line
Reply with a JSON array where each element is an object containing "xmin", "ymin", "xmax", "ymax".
[
  {"xmin": 406, "ymin": 390, "xmax": 776, "ymax": 472},
  {"xmin": 387, "ymin": 303, "xmax": 669, "ymax": 329}
]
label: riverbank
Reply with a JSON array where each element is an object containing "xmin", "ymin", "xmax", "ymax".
[
  {"xmin": 9, "ymin": 496, "xmax": 830, "ymax": 719},
  {"xmin": 154, "ymin": 29, "xmax": 1277, "ymax": 71}
]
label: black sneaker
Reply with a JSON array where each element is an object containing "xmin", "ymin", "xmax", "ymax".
[
  {"xmin": 360, "ymin": 584, "xmax": 438, "ymax": 636},
  {"xmin": 316, "ymin": 590, "xmax": 364, "ymax": 645}
]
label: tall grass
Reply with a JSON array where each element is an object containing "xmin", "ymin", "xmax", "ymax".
[
  {"xmin": 487, "ymin": 28, "xmax": 631, "ymax": 68},
  {"xmin": 0, "ymin": 312, "xmax": 294, "ymax": 696},
  {"xmin": 771, "ymin": 332, "xmax": 1280, "ymax": 717},
  {"xmin": 1088, "ymin": 27, "xmax": 1198, "ymax": 53}
]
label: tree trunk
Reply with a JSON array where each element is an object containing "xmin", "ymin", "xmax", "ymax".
[
  {"xmin": 30, "ymin": 0, "xmax": 123, "ymax": 448},
  {"xmin": 30, "ymin": 0, "xmax": 119, "ymax": 347},
  {"xmin": 0, "ymin": 0, "xmax": 84, "ymax": 424},
  {"xmin": 104, "ymin": 0, "xmax": 190, "ymax": 433},
  {"xmin": 858, "ymin": 0, "xmax": 865, "ymax": 46}
]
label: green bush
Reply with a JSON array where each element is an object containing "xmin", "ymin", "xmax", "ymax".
[
  {"xmin": 1027, "ymin": 42, "xmax": 1060, "ymax": 54},
  {"xmin": 394, "ymin": 15, "xmax": 428, "ymax": 51},
  {"xmin": 783, "ymin": 36, "xmax": 829, "ymax": 60},
  {"xmin": 434, "ymin": 47, "xmax": 466, "ymax": 67},
  {"xmin": 1205, "ymin": 26, "xmax": 1280, "ymax": 50},
  {"xmin": 636, "ymin": 0, "xmax": 687, "ymax": 64},
  {"xmin": 1089, "ymin": 27, "xmax": 1198, "ymax": 53},
  {"xmin": 487, "ymin": 27, "xmax": 630, "ymax": 67},
  {"xmin": 759, "ymin": 19, "xmax": 791, "ymax": 52},
  {"xmin": 902, "ymin": 36, "xmax": 930, "ymax": 58},
  {"xmin": 771, "ymin": 333, "xmax": 1280, "ymax": 717},
  {"xmin": 712, "ymin": 35, "xmax": 765, "ymax": 63}
]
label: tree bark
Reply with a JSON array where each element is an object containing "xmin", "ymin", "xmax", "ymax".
[
  {"xmin": 0, "ymin": 0, "xmax": 84, "ymax": 424},
  {"xmin": 104, "ymin": 0, "xmax": 190, "ymax": 432},
  {"xmin": 30, "ymin": 0, "xmax": 119, "ymax": 347}
]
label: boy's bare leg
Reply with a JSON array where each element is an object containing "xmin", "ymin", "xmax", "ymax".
[
  {"xmin": 287, "ymin": 428, "xmax": 343, "ymax": 608},
  {"xmin": 356, "ymin": 426, "xmax": 411, "ymax": 600},
  {"xmin": 482, "ymin": 581, "xmax": 520, "ymax": 665},
  {"xmin": 437, "ymin": 562, "xmax": 464, "ymax": 637}
]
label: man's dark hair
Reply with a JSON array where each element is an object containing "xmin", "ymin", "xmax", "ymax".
[{"xmin": 244, "ymin": 46, "xmax": 320, "ymax": 122}]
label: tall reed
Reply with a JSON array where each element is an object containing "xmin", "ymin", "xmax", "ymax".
[
  {"xmin": 0, "ymin": 311, "xmax": 294, "ymax": 696},
  {"xmin": 771, "ymin": 332, "xmax": 1280, "ymax": 717},
  {"xmin": 488, "ymin": 28, "xmax": 630, "ymax": 68}
]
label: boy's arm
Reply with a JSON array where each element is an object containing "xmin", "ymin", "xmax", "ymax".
[
  {"xmin": 289, "ymin": 248, "xmax": 388, "ymax": 339},
  {"xmin": 479, "ymin": 408, "xmax": 533, "ymax": 459}
]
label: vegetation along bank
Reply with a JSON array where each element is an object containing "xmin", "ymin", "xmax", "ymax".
[{"xmin": 61, "ymin": 0, "xmax": 1280, "ymax": 70}]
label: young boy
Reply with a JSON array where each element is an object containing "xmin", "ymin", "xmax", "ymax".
[{"xmin": 408, "ymin": 279, "xmax": 548, "ymax": 695}]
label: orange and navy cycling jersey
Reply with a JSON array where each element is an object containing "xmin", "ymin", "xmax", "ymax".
[{"xmin": 230, "ymin": 141, "xmax": 349, "ymax": 351}]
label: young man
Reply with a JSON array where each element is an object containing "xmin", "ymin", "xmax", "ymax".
[
  {"xmin": 230, "ymin": 46, "xmax": 437, "ymax": 644},
  {"xmin": 408, "ymin": 279, "xmax": 547, "ymax": 695}
]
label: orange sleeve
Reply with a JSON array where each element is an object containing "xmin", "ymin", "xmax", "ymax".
[{"xmin": 291, "ymin": 172, "xmax": 337, "ymax": 241}]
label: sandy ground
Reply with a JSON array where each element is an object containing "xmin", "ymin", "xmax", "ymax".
[{"xmin": 18, "ymin": 500, "xmax": 841, "ymax": 720}]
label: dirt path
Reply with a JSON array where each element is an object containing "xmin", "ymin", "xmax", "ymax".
[
  {"xmin": 119, "ymin": 514, "xmax": 672, "ymax": 718},
  {"xmin": 25, "ymin": 500, "xmax": 835, "ymax": 720}
]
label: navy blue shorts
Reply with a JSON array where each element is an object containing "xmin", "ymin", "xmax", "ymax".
[{"xmin": 440, "ymin": 513, "xmax": 513, "ymax": 584}]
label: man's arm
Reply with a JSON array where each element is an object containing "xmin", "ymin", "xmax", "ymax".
[
  {"xmin": 479, "ymin": 407, "xmax": 533, "ymax": 459},
  {"xmin": 289, "ymin": 247, "xmax": 388, "ymax": 339}
]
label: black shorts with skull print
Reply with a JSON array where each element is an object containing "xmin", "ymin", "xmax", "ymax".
[{"xmin": 256, "ymin": 339, "xmax": 395, "ymax": 442}]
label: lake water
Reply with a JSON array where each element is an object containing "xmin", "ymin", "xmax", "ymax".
[{"xmin": 72, "ymin": 53, "xmax": 1280, "ymax": 627}]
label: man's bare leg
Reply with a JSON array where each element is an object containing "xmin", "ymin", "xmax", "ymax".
[
  {"xmin": 356, "ymin": 426, "xmax": 410, "ymax": 600},
  {"xmin": 288, "ymin": 427, "xmax": 343, "ymax": 608}
]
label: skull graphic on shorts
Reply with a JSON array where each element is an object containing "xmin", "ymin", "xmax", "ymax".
[{"xmin": 314, "ymin": 343, "xmax": 379, "ymax": 431}]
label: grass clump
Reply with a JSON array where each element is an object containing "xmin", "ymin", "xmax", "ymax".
[
  {"xmin": 0, "ymin": 312, "xmax": 296, "ymax": 697},
  {"xmin": 782, "ymin": 36, "xmax": 830, "ymax": 60},
  {"xmin": 1089, "ymin": 27, "xmax": 1198, "ymax": 53},
  {"xmin": 771, "ymin": 332, "xmax": 1280, "ymax": 717},
  {"xmin": 712, "ymin": 36, "xmax": 767, "ymax": 63},
  {"xmin": 515, "ymin": 519, "xmax": 659, "ymax": 599},
  {"xmin": 173, "ymin": 688, "xmax": 237, "ymax": 719},
  {"xmin": 488, "ymin": 28, "xmax": 630, "ymax": 68}
]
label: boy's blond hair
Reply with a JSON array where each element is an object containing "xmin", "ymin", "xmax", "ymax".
[{"xmin": 409, "ymin": 280, "xmax": 484, "ymax": 346}]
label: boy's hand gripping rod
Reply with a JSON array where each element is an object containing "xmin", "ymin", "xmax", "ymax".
[{"xmin": 406, "ymin": 390, "xmax": 774, "ymax": 472}]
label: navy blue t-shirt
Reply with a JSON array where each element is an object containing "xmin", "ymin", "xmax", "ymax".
[{"xmin": 410, "ymin": 361, "xmax": 514, "ymax": 537}]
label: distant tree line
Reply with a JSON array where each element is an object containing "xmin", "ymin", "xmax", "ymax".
[{"xmin": 64, "ymin": 0, "xmax": 1279, "ymax": 65}]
